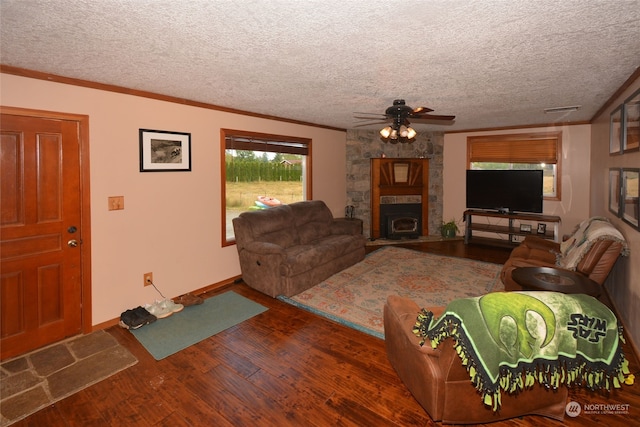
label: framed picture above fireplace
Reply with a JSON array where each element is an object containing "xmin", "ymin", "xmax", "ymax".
[{"xmin": 393, "ymin": 162, "xmax": 410, "ymax": 183}]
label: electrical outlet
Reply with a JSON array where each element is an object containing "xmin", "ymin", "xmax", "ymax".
[
  {"xmin": 144, "ymin": 272, "xmax": 153, "ymax": 287},
  {"xmin": 108, "ymin": 196, "xmax": 124, "ymax": 211}
]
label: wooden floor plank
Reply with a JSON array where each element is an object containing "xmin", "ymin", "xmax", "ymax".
[
  {"xmin": 52, "ymin": 391, "xmax": 110, "ymax": 425},
  {"xmin": 9, "ymin": 405, "xmax": 65, "ymax": 427}
]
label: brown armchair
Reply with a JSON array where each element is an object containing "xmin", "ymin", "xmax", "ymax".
[
  {"xmin": 501, "ymin": 217, "xmax": 628, "ymax": 292},
  {"xmin": 383, "ymin": 295, "xmax": 568, "ymax": 424}
]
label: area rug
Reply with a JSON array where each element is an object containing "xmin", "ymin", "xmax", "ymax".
[
  {"xmin": 278, "ymin": 246, "xmax": 504, "ymax": 339},
  {"xmin": 131, "ymin": 291, "xmax": 268, "ymax": 360},
  {"xmin": 0, "ymin": 330, "xmax": 137, "ymax": 426}
]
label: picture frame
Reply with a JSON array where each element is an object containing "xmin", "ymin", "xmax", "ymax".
[
  {"xmin": 139, "ymin": 129, "xmax": 191, "ymax": 172},
  {"xmin": 519, "ymin": 223, "xmax": 532, "ymax": 233},
  {"xmin": 609, "ymin": 168, "xmax": 622, "ymax": 216},
  {"xmin": 621, "ymin": 168, "xmax": 639, "ymax": 231},
  {"xmin": 536, "ymin": 223, "xmax": 547, "ymax": 234},
  {"xmin": 609, "ymin": 105, "xmax": 624, "ymax": 155},
  {"xmin": 623, "ymin": 88, "xmax": 640, "ymax": 153},
  {"xmin": 393, "ymin": 162, "xmax": 410, "ymax": 183}
]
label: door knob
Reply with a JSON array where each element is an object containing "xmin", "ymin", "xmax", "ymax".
[{"xmin": 67, "ymin": 239, "xmax": 79, "ymax": 247}]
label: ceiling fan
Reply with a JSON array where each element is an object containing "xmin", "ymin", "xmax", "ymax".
[{"xmin": 354, "ymin": 99, "xmax": 455, "ymax": 143}]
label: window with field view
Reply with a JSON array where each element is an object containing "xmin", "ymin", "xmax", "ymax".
[
  {"xmin": 467, "ymin": 132, "xmax": 562, "ymax": 200},
  {"xmin": 221, "ymin": 129, "xmax": 311, "ymax": 245}
]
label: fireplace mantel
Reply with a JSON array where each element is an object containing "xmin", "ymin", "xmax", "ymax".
[{"xmin": 370, "ymin": 158, "xmax": 429, "ymax": 239}]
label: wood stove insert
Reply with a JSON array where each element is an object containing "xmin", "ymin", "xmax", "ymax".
[{"xmin": 370, "ymin": 158, "xmax": 429, "ymax": 239}]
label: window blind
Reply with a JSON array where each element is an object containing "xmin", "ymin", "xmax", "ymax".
[
  {"xmin": 225, "ymin": 135, "xmax": 309, "ymax": 156},
  {"xmin": 467, "ymin": 133, "xmax": 560, "ymax": 164}
]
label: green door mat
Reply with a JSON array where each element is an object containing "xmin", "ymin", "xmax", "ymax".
[{"xmin": 131, "ymin": 291, "xmax": 268, "ymax": 360}]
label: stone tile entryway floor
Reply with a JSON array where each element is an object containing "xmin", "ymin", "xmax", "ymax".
[{"xmin": 0, "ymin": 330, "xmax": 137, "ymax": 426}]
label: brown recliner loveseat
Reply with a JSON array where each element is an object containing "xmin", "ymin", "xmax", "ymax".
[
  {"xmin": 384, "ymin": 295, "xmax": 568, "ymax": 424},
  {"xmin": 232, "ymin": 200, "xmax": 366, "ymax": 297},
  {"xmin": 501, "ymin": 217, "xmax": 628, "ymax": 291}
]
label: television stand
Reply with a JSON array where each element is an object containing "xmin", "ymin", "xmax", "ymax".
[{"xmin": 464, "ymin": 210, "xmax": 561, "ymax": 248}]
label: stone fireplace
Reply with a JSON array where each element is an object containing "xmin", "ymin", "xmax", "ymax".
[
  {"xmin": 346, "ymin": 130, "xmax": 445, "ymax": 239},
  {"xmin": 370, "ymin": 158, "xmax": 429, "ymax": 239}
]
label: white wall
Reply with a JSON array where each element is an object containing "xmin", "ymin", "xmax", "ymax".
[
  {"xmin": 443, "ymin": 125, "xmax": 591, "ymax": 237},
  {"xmin": 590, "ymin": 76, "xmax": 640, "ymax": 350},
  {"xmin": 1, "ymin": 73, "xmax": 347, "ymax": 326}
]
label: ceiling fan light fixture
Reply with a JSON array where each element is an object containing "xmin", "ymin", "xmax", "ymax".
[
  {"xmin": 381, "ymin": 122, "xmax": 416, "ymax": 143},
  {"xmin": 368, "ymin": 99, "xmax": 453, "ymax": 143},
  {"xmin": 380, "ymin": 126, "xmax": 393, "ymax": 138}
]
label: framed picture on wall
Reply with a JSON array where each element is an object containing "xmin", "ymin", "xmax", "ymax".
[
  {"xmin": 621, "ymin": 168, "xmax": 639, "ymax": 230},
  {"xmin": 609, "ymin": 168, "xmax": 621, "ymax": 216},
  {"xmin": 609, "ymin": 105, "xmax": 624, "ymax": 155},
  {"xmin": 139, "ymin": 129, "xmax": 192, "ymax": 172},
  {"xmin": 623, "ymin": 88, "xmax": 640, "ymax": 153}
]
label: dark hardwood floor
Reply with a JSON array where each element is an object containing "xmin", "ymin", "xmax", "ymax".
[{"xmin": 15, "ymin": 241, "xmax": 639, "ymax": 426}]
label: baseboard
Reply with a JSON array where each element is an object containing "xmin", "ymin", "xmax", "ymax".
[
  {"xmin": 91, "ymin": 274, "xmax": 243, "ymax": 332},
  {"xmin": 192, "ymin": 275, "xmax": 241, "ymax": 296}
]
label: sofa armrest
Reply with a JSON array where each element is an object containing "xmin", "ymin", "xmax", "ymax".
[
  {"xmin": 521, "ymin": 235, "xmax": 560, "ymax": 252},
  {"xmin": 237, "ymin": 242, "xmax": 287, "ymax": 298},
  {"xmin": 329, "ymin": 218, "xmax": 363, "ymax": 235},
  {"xmin": 385, "ymin": 296, "xmax": 444, "ymax": 358},
  {"xmin": 384, "ymin": 295, "xmax": 459, "ymax": 421},
  {"xmin": 575, "ymin": 239, "xmax": 624, "ymax": 285}
]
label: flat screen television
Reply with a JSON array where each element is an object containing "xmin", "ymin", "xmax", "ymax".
[{"xmin": 466, "ymin": 170, "xmax": 543, "ymax": 214}]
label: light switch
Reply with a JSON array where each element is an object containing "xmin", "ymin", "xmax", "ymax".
[{"xmin": 108, "ymin": 196, "xmax": 124, "ymax": 211}]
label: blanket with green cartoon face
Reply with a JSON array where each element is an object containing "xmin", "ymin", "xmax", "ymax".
[{"xmin": 413, "ymin": 291, "xmax": 629, "ymax": 410}]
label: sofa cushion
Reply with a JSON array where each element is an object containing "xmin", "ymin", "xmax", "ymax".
[
  {"xmin": 281, "ymin": 234, "xmax": 362, "ymax": 276},
  {"xmin": 281, "ymin": 245, "xmax": 331, "ymax": 276},
  {"xmin": 238, "ymin": 204, "xmax": 299, "ymax": 248},
  {"xmin": 510, "ymin": 243, "xmax": 557, "ymax": 265},
  {"xmin": 290, "ymin": 200, "xmax": 333, "ymax": 244}
]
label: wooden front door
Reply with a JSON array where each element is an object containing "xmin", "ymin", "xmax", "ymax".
[{"xmin": 1, "ymin": 110, "xmax": 89, "ymax": 360}]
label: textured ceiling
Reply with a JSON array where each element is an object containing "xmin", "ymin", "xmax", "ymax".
[{"xmin": 1, "ymin": 0, "xmax": 639, "ymax": 131}]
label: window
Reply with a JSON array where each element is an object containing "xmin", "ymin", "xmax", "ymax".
[
  {"xmin": 221, "ymin": 129, "xmax": 312, "ymax": 245},
  {"xmin": 467, "ymin": 132, "xmax": 561, "ymax": 199}
]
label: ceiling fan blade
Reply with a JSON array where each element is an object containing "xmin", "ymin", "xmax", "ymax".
[
  {"xmin": 410, "ymin": 114, "xmax": 456, "ymax": 121},
  {"xmin": 412, "ymin": 106, "xmax": 434, "ymax": 114},
  {"xmin": 354, "ymin": 118, "xmax": 389, "ymax": 124},
  {"xmin": 353, "ymin": 120, "xmax": 389, "ymax": 128},
  {"xmin": 353, "ymin": 111, "xmax": 386, "ymax": 116},
  {"xmin": 354, "ymin": 114, "xmax": 387, "ymax": 120}
]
